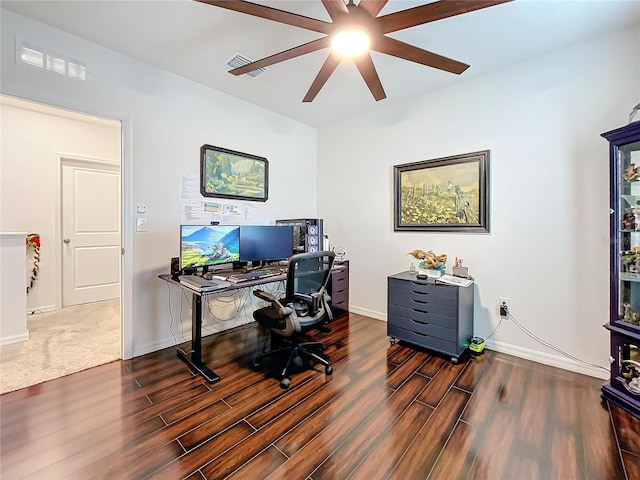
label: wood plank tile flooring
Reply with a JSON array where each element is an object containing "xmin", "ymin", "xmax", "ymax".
[{"xmin": 1, "ymin": 313, "xmax": 639, "ymax": 479}]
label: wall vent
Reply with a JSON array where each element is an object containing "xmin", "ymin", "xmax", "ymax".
[
  {"xmin": 225, "ymin": 52, "xmax": 265, "ymax": 78},
  {"xmin": 16, "ymin": 38, "xmax": 87, "ymax": 81}
]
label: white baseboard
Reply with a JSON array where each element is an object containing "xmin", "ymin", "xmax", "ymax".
[
  {"xmin": 134, "ymin": 336, "xmax": 182, "ymax": 358},
  {"xmin": 349, "ymin": 306, "xmax": 608, "ymax": 380},
  {"xmin": 133, "ymin": 318, "xmax": 256, "ymax": 358},
  {"xmin": 26, "ymin": 304, "xmax": 56, "ymax": 315},
  {"xmin": 136, "ymin": 304, "xmax": 609, "ymax": 381},
  {"xmin": 486, "ymin": 339, "xmax": 609, "ymax": 380},
  {"xmin": 348, "ymin": 305, "xmax": 385, "ymax": 321},
  {"xmin": 1, "ymin": 330, "xmax": 30, "ymax": 346}
]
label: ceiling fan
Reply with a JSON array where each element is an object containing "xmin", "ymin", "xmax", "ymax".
[{"xmin": 197, "ymin": 0, "xmax": 513, "ymax": 102}]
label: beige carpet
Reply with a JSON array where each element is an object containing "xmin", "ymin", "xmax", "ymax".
[{"xmin": 0, "ymin": 299, "xmax": 120, "ymax": 394}]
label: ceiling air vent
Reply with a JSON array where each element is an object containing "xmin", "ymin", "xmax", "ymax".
[
  {"xmin": 16, "ymin": 38, "xmax": 87, "ymax": 81},
  {"xmin": 225, "ymin": 52, "xmax": 265, "ymax": 78}
]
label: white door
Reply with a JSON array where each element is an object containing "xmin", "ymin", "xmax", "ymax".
[{"xmin": 62, "ymin": 160, "xmax": 121, "ymax": 306}]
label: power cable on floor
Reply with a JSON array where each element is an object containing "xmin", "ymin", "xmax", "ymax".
[{"xmin": 507, "ymin": 310, "xmax": 608, "ymax": 372}]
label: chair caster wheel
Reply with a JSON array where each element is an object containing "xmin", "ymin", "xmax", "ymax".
[
  {"xmin": 451, "ymin": 357, "xmax": 459, "ymax": 364},
  {"xmin": 325, "ymin": 365, "xmax": 333, "ymax": 375},
  {"xmin": 280, "ymin": 378, "xmax": 290, "ymax": 389}
]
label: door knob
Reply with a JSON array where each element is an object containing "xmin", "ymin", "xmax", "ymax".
[{"xmin": 63, "ymin": 238, "xmax": 70, "ymax": 244}]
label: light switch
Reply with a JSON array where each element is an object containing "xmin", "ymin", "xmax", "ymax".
[
  {"xmin": 136, "ymin": 205, "xmax": 146, "ymax": 214},
  {"xmin": 136, "ymin": 218, "xmax": 147, "ymax": 232}
]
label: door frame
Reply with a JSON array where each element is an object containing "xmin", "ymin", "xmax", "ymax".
[
  {"xmin": 2, "ymin": 90, "xmax": 133, "ymax": 360},
  {"xmin": 56, "ymin": 155, "xmax": 121, "ymax": 309}
]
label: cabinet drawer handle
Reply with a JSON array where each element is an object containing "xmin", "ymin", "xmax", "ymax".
[
  {"xmin": 412, "ymin": 308, "xmax": 428, "ymax": 314},
  {"xmin": 411, "ymin": 299, "xmax": 428, "ymax": 305},
  {"xmin": 411, "ymin": 319, "xmax": 428, "ymax": 326}
]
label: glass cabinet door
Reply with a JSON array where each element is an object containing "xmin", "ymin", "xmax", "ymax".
[
  {"xmin": 603, "ymin": 121, "xmax": 640, "ymax": 419},
  {"xmin": 617, "ymin": 138, "xmax": 640, "ymax": 329},
  {"xmin": 619, "ymin": 341, "xmax": 640, "ymax": 395}
]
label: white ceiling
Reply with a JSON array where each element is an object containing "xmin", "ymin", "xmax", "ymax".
[{"xmin": 2, "ymin": 0, "xmax": 639, "ymax": 128}]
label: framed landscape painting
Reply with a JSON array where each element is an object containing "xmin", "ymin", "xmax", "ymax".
[
  {"xmin": 200, "ymin": 144, "xmax": 269, "ymax": 202},
  {"xmin": 394, "ymin": 150, "xmax": 490, "ymax": 232}
]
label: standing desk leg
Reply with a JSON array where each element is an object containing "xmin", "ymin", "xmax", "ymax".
[{"xmin": 176, "ymin": 292, "xmax": 221, "ymax": 383}]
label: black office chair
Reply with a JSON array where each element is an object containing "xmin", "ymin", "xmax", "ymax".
[{"xmin": 252, "ymin": 250, "xmax": 336, "ymax": 389}]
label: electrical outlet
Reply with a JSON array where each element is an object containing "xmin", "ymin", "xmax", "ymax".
[{"xmin": 499, "ymin": 297, "xmax": 510, "ymax": 317}]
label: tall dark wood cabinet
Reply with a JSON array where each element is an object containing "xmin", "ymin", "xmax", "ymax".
[{"xmin": 602, "ymin": 120, "xmax": 640, "ymax": 418}]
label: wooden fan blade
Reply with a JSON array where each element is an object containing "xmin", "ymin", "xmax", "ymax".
[
  {"xmin": 354, "ymin": 52, "xmax": 386, "ymax": 101},
  {"xmin": 372, "ymin": 36, "xmax": 469, "ymax": 74},
  {"xmin": 358, "ymin": 0, "xmax": 389, "ymax": 18},
  {"xmin": 197, "ymin": 0, "xmax": 331, "ymax": 34},
  {"xmin": 230, "ymin": 37, "xmax": 331, "ymax": 76},
  {"xmin": 378, "ymin": 0, "xmax": 513, "ymax": 34},
  {"xmin": 321, "ymin": 0, "xmax": 348, "ymax": 20},
  {"xmin": 303, "ymin": 53, "xmax": 341, "ymax": 103}
]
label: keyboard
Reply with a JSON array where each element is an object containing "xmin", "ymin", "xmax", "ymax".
[{"xmin": 227, "ymin": 268, "xmax": 285, "ymax": 284}]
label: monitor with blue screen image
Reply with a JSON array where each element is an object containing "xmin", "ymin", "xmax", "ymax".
[{"xmin": 180, "ymin": 225, "xmax": 240, "ymax": 271}]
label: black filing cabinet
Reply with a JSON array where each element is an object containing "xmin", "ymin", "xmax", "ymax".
[
  {"xmin": 330, "ymin": 261, "xmax": 349, "ymax": 315},
  {"xmin": 387, "ymin": 271, "xmax": 473, "ymax": 363}
]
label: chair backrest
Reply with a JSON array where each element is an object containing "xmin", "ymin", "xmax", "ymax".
[{"xmin": 285, "ymin": 251, "xmax": 335, "ymax": 317}]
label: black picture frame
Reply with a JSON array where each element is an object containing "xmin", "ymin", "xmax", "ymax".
[
  {"xmin": 200, "ymin": 144, "xmax": 269, "ymax": 202},
  {"xmin": 394, "ymin": 150, "xmax": 490, "ymax": 232}
]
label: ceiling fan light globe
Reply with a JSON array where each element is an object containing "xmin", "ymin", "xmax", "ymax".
[{"xmin": 331, "ymin": 29, "xmax": 370, "ymax": 57}]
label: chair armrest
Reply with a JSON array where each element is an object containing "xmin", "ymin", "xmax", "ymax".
[
  {"xmin": 278, "ymin": 304, "xmax": 294, "ymax": 317},
  {"xmin": 253, "ymin": 289, "xmax": 276, "ymax": 302},
  {"xmin": 294, "ymin": 292, "xmax": 321, "ymax": 314},
  {"xmin": 254, "ymin": 289, "xmax": 293, "ymax": 317}
]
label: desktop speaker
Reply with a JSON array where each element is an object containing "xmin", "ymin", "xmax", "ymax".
[
  {"xmin": 276, "ymin": 218, "xmax": 323, "ymax": 254},
  {"xmin": 170, "ymin": 257, "xmax": 180, "ymax": 276}
]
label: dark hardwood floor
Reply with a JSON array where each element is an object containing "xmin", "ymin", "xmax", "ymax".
[{"xmin": 1, "ymin": 313, "xmax": 639, "ymax": 479}]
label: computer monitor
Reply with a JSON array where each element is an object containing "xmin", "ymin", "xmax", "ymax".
[
  {"xmin": 180, "ymin": 224, "xmax": 240, "ymax": 271},
  {"xmin": 239, "ymin": 225, "xmax": 294, "ymax": 263}
]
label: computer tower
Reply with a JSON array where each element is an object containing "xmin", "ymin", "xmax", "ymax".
[{"xmin": 276, "ymin": 218, "xmax": 323, "ymax": 254}]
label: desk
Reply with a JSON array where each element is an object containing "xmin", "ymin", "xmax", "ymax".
[
  {"xmin": 160, "ymin": 263, "xmax": 349, "ymax": 382},
  {"xmin": 159, "ymin": 272, "xmax": 286, "ymax": 383}
]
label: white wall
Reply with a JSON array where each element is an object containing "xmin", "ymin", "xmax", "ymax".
[
  {"xmin": 1, "ymin": 99, "xmax": 121, "ymax": 313},
  {"xmin": 0, "ymin": 233, "xmax": 28, "ymax": 345},
  {"xmin": 4, "ymin": 8, "xmax": 636, "ymax": 379},
  {"xmin": 318, "ymin": 27, "xmax": 640, "ymax": 378},
  {"xmin": 1, "ymin": 9, "xmax": 318, "ymax": 357}
]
